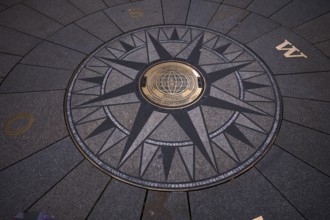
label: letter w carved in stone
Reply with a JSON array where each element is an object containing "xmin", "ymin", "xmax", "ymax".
[{"xmin": 276, "ymin": 39, "xmax": 307, "ymax": 58}]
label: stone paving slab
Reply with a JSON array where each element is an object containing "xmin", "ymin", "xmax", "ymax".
[
  {"xmin": 186, "ymin": 0, "xmax": 219, "ymax": 27},
  {"xmin": 247, "ymin": 0, "xmax": 291, "ymax": 17},
  {"xmin": 223, "ymin": 0, "xmax": 253, "ymax": 8},
  {"xmin": 0, "ymin": 26, "xmax": 40, "ymax": 56},
  {"xmin": 257, "ymin": 146, "xmax": 330, "ymax": 219},
  {"xmin": 0, "ymin": 52, "xmax": 21, "ymax": 77},
  {"xmin": 88, "ymin": 179, "xmax": 146, "ymax": 220},
  {"xmin": 162, "ymin": 0, "xmax": 189, "ymax": 24},
  {"xmin": 0, "ymin": 64, "xmax": 72, "ymax": 93},
  {"xmin": 0, "ymin": 4, "xmax": 62, "ymax": 38},
  {"xmin": 189, "ymin": 168, "xmax": 303, "ymax": 219},
  {"xmin": 0, "ymin": 91, "xmax": 68, "ymax": 170},
  {"xmin": 275, "ymin": 120, "xmax": 330, "ymax": 176},
  {"xmin": 104, "ymin": 0, "xmax": 130, "ymax": 7},
  {"xmin": 30, "ymin": 160, "xmax": 110, "ymax": 220},
  {"xmin": 69, "ymin": 0, "xmax": 107, "ymax": 15},
  {"xmin": 0, "ymin": 137, "xmax": 83, "ymax": 220},
  {"xmin": 315, "ymin": 40, "xmax": 330, "ymax": 58}
]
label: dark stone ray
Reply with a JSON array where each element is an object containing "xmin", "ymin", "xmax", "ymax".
[
  {"xmin": 243, "ymin": 81, "xmax": 269, "ymax": 90},
  {"xmin": 172, "ymin": 110, "xmax": 216, "ymax": 170},
  {"xmin": 79, "ymin": 82, "xmax": 136, "ymax": 106},
  {"xmin": 80, "ymin": 76, "xmax": 104, "ymax": 85},
  {"xmin": 120, "ymin": 40, "xmax": 135, "ymax": 52},
  {"xmin": 161, "ymin": 147, "xmax": 176, "ymax": 180},
  {"xmin": 170, "ymin": 29, "xmax": 179, "ymax": 40},
  {"xmin": 214, "ymin": 43, "xmax": 231, "ymax": 54},
  {"xmin": 86, "ymin": 118, "xmax": 115, "ymax": 139},
  {"xmin": 207, "ymin": 62, "xmax": 252, "ymax": 84},
  {"xmin": 203, "ymin": 96, "xmax": 266, "ymax": 116},
  {"xmin": 99, "ymin": 57, "xmax": 147, "ymax": 71},
  {"xmin": 147, "ymin": 33, "xmax": 173, "ymax": 60},
  {"xmin": 225, "ymin": 124, "xmax": 254, "ymax": 148},
  {"xmin": 187, "ymin": 33, "xmax": 204, "ymax": 65}
]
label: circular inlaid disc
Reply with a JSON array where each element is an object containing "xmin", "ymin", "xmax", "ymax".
[{"xmin": 65, "ymin": 25, "xmax": 282, "ymax": 191}]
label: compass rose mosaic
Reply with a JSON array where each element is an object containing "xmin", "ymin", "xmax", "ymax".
[{"xmin": 65, "ymin": 25, "xmax": 282, "ymax": 190}]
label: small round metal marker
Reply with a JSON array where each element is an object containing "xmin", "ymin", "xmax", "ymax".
[{"xmin": 140, "ymin": 61, "xmax": 205, "ymax": 109}]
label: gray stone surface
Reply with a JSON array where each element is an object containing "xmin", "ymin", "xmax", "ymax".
[
  {"xmin": 30, "ymin": 160, "xmax": 110, "ymax": 220},
  {"xmin": 69, "ymin": 0, "xmax": 107, "ymax": 15},
  {"xmin": 247, "ymin": 27, "xmax": 330, "ymax": 74},
  {"xmin": 20, "ymin": 41, "xmax": 85, "ymax": 70},
  {"xmin": 189, "ymin": 168, "xmax": 303, "ymax": 219},
  {"xmin": 0, "ymin": 5, "xmax": 6, "ymax": 12},
  {"xmin": 0, "ymin": 4, "xmax": 62, "ymax": 38},
  {"xmin": 0, "ymin": 26, "xmax": 40, "ymax": 56},
  {"xmin": 48, "ymin": 24, "xmax": 103, "ymax": 54},
  {"xmin": 293, "ymin": 13, "xmax": 330, "ymax": 44},
  {"xmin": 270, "ymin": 0, "xmax": 330, "ymax": 28},
  {"xmin": 0, "ymin": 53, "xmax": 21, "ymax": 77},
  {"xmin": 103, "ymin": 0, "xmax": 130, "ymax": 7},
  {"xmin": 104, "ymin": 0, "xmax": 163, "ymax": 32},
  {"xmin": 257, "ymin": 146, "xmax": 330, "ymax": 219},
  {"xmin": 24, "ymin": 0, "xmax": 84, "ymax": 25},
  {"xmin": 0, "ymin": 0, "xmax": 23, "ymax": 7},
  {"xmin": 0, "ymin": 137, "xmax": 83, "ymax": 220},
  {"xmin": 275, "ymin": 71, "xmax": 330, "ymax": 101},
  {"xmin": 207, "ymin": 4, "xmax": 249, "ymax": 34},
  {"xmin": 75, "ymin": 11, "xmax": 122, "ymax": 42},
  {"xmin": 283, "ymin": 97, "xmax": 330, "ymax": 134},
  {"xmin": 275, "ymin": 120, "xmax": 330, "ymax": 176},
  {"xmin": 0, "ymin": 64, "xmax": 72, "ymax": 93},
  {"xmin": 162, "ymin": 0, "xmax": 189, "ymax": 24},
  {"xmin": 88, "ymin": 179, "xmax": 146, "ymax": 220},
  {"xmin": 142, "ymin": 191, "xmax": 190, "ymax": 220},
  {"xmin": 0, "ymin": 91, "xmax": 68, "ymax": 169},
  {"xmin": 186, "ymin": 0, "xmax": 219, "ymax": 27},
  {"xmin": 223, "ymin": 0, "xmax": 252, "ymax": 8},
  {"xmin": 247, "ymin": 0, "xmax": 291, "ymax": 17},
  {"xmin": 228, "ymin": 13, "xmax": 279, "ymax": 43},
  {"xmin": 315, "ymin": 40, "xmax": 330, "ymax": 58}
]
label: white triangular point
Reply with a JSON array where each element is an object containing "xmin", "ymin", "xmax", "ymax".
[
  {"xmin": 200, "ymin": 61, "xmax": 250, "ymax": 74},
  {"xmin": 146, "ymin": 33, "xmax": 160, "ymax": 62},
  {"xmin": 119, "ymin": 111, "xmax": 168, "ymax": 165},
  {"xmin": 99, "ymin": 128, "xmax": 126, "ymax": 154},
  {"xmin": 132, "ymin": 35, "xmax": 145, "ymax": 47},
  {"xmin": 245, "ymin": 92, "xmax": 272, "ymax": 102},
  {"xmin": 175, "ymin": 33, "xmax": 203, "ymax": 59},
  {"xmin": 178, "ymin": 145, "xmax": 194, "ymax": 179},
  {"xmin": 223, "ymin": 51, "xmax": 244, "ymax": 61},
  {"xmin": 140, "ymin": 143, "xmax": 159, "ymax": 176},
  {"xmin": 188, "ymin": 107, "xmax": 217, "ymax": 168},
  {"xmin": 239, "ymin": 71, "xmax": 264, "ymax": 80},
  {"xmin": 235, "ymin": 114, "xmax": 266, "ymax": 133},
  {"xmin": 210, "ymin": 86, "xmax": 267, "ymax": 116},
  {"xmin": 212, "ymin": 133, "xmax": 239, "ymax": 162},
  {"xmin": 106, "ymin": 47, "xmax": 125, "ymax": 59}
]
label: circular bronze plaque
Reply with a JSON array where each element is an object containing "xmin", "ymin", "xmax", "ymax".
[{"xmin": 140, "ymin": 61, "xmax": 205, "ymax": 109}]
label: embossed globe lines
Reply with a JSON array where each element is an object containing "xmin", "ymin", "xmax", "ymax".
[{"xmin": 66, "ymin": 25, "xmax": 281, "ymax": 190}]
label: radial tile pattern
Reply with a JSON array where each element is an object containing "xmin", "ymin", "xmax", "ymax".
[{"xmin": 1, "ymin": 0, "xmax": 330, "ymax": 219}]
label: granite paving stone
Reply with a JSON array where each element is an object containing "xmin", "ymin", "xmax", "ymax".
[
  {"xmin": 275, "ymin": 120, "xmax": 330, "ymax": 176},
  {"xmin": 0, "ymin": 4, "xmax": 62, "ymax": 38},
  {"xmin": 48, "ymin": 23, "xmax": 104, "ymax": 54},
  {"xmin": 283, "ymin": 97, "xmax": 330, "ymax": 134},
  {"xmin": 247, "ymin": 0, "xmax": 291, "ymax": 17},
  {"xmin": 69, "ymin": 0, "xmax": 107, "ymax": 15},
  {"xmin": 24, "ymin": 0, "xmax": 84, "ymax": 25},
  {"xmin": 247, "ymin": 27, "xmax": 330, "ymax": 74},
  {"xmin": 75, "ymin": 11, "xmax": 122, "ymax": 42},
  {"xmin": 104, "ymin": 0, "xmax": 163, "ymax": 32},
  {"xmin": 0, "ymin": 137, "xmax": 83, "ymax": 220},
  {"xmin": 257, "ymin": 146, "xmax": 330, "ymax": 219},
  {"xmin": 0, "ymin": 26, "xmax": 40, "ymax": 56},
  {"xmin": 30, "ymin": 160, "xmax": 110, "ymax": 220},
  {"xmin": 293, "ymin": 13, "xmax": 330, "ymax": 44},
  {"xmin": 20, "ymin": 41, "xmax": 85, "ymax": 70},
  {"xmin": 315, "ymin": 40, "xmax": 330, "ymax": 58},
  {"xmin": 0, "ymin": 91, "xmax": 68, "ymax": 169},
  {"xmin": 223, "ymin": 0, "xmax": 253, "ymax": 8},
  {"xmin": 270, "ymin": 0, "xmax": 330, "ymax": 28},
  {"xmin": 88, "ymin": 179, "xmax": 146, "ymax": 220},
  {"xmin": 0, "ymin": 5, "xmax": 7, "ymax": 12},
  {"xmin": 207, "ymin": 4, "xmax": 249, "ymax": 34},
  {"xmin": 275, "ymin": 71, "xmax": 330, "ymax": 101},
  {"xmin": 0, "ymin": 0, "xmax": 23, "ymax": 7},
  {"xmin": 186, "ymin": 0, "xmax": 219, "ymax": 27},
  {"xmin": 162, "ymin": 0, "xmax": 189, "ymax": 24},
  {"xmin": 0, "ymin": 53, "xmax": 21, "ymax": 77},
  {"xmin": 0, "ymin": 77, "xmax": 4, "ymax": 84},
  {"xmin": 189, "ymin": 168, "xmax": 303, "ymax": 220},
  {"xmin": 228, "ymin": 13, "xmax": 279, "ymax": 44},
  {"xmin": 0, "ymin": 64, "xmax": 72, "ymax": 93},
  {"xmin": 103, "ymin": 0, "xmax": 130, "ymax": 7},
  {"xmin": 142, "ymin": 191, "xmax": 190, "ymax": 220}
]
